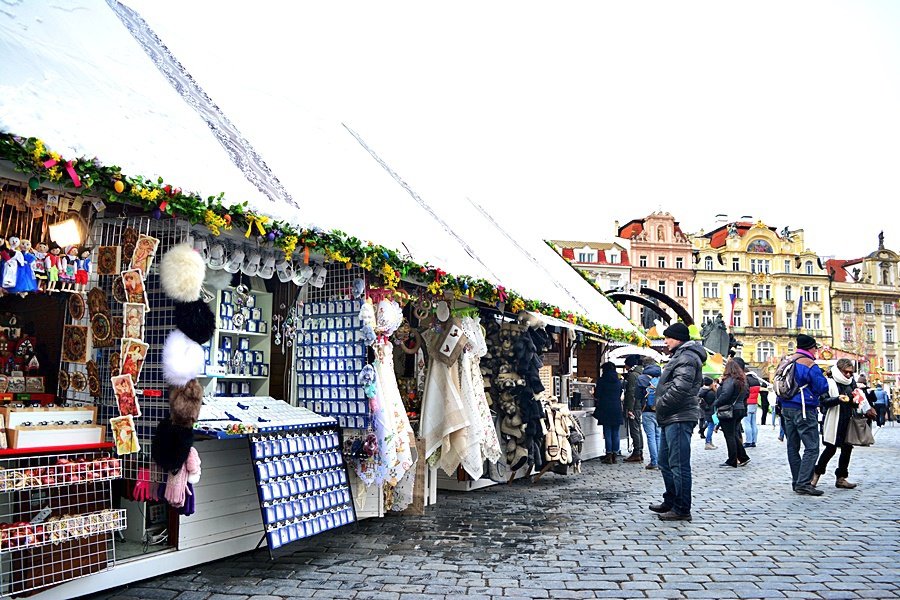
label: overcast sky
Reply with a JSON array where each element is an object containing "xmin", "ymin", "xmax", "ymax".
[{"xmin": 127, "ymin": 0, "xmax": 900, "ymax": 260}]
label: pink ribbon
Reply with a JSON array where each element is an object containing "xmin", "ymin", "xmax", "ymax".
[
  {"xmin": 43, "ymin": 157, "xmax": 82, "ymax": 188},
  {"xmin": 497, "ymin": 286, "xmax": 507, "ymax": 302}
]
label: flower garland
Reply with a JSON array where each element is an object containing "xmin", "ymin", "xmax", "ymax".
[{"xmin": 0, "ymin": 132, "xmax": 646, "ymax": 346}]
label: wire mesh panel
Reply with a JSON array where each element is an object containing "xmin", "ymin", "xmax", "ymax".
[
  {"xmin": 63, "ymin": 216, "xmax": 192, "ymax": 483},
  {"xmin": 295, "ymin": 265, "xmax": 369, "ymax": 429},
  {"xmin": 0, "ymin": 450, "xmax": 125, "ymax": 595}
]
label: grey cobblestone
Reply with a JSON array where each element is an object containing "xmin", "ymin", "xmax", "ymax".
[{"xmin": 84, "ymin": 425, "xmax": 900, "ymax": 600}]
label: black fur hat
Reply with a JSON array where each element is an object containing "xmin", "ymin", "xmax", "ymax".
[
  {"xmin": 173, "ymin": 300, "xmax": 216, "ymax": 345},
  {"xmin": 151, "ymin": 418, "xmax": 195, "ymax": 473}
]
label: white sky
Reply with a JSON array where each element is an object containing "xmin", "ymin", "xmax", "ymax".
[{"xmin": 127, "ymin": 0, "xmax": 900, "ymax": 260}]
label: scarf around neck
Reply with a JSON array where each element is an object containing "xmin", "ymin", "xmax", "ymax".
[{"xmin": 830, "ymin": 364, "xmax": 853, "ymax": 385}]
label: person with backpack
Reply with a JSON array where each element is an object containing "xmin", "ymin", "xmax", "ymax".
[
  {"xmin": 873, "ymin": 382, "xmax": 889, "ymax": 427},
  {"xmin": 621, "ymin": 354, "xmax": 645, "ymax": 463},
  {"xmin": 592, "ymin": 361, "xmax": 624, "ymax": 464},
  {"xmin": 774, "ymin": 334, "xmax": 830, "ymax": 496},
  {"xmin": 699, "ymin": 377, "xmax": 718, "ymax": 449},
  {"xmin": 638, "ymin": 359, "xmax": 663, "ymax": 469},
  {"xmin": 714, "ymin": 359, "xmax": 751, "ymax": 467},
  {"xmin": 648, "ymin": 323, "xmax": 706, "ymax": 522}
]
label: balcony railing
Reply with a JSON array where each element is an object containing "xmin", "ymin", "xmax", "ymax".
[{"xmin": 749, "ymin": 297, "xmax": 775, "ymax": 306}]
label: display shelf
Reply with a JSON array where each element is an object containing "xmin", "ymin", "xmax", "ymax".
[
  {"xmin": 0, "ymin": 509, "xmax": 125, "ymax": 555},
  {"xmin": 200, "ymin": 375, "xmax": 268, "ymax": 380},
  {"xmin": 0, "ymin": 457, "xmax": 122, "ymax": 492},
  {"xmin": 0, "ymin": 443, "xmax": 115, "ymax": 458},
  {"xmin": 217, "ymin": 330, "xmax": 270, "ymax": 338}
]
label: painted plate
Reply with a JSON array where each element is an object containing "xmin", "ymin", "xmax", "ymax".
[
  {"xmin": 70, "ymin": 371, "xmax": 87, "ymax": 392},
  {"xmin": 58, "ymin": 370, "xmax": 70, "ymax": 391}
]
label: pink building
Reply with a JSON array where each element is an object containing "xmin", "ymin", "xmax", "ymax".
[{"xmin": 618, "ymin": 212, "xmax": 695, "ymax": 326}]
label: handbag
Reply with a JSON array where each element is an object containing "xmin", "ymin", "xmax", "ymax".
[
  {"xmin": 845, "ymin": 415, "xmax": 875, "ymax": 447},
  {"xmin": 716, "ymin": 403, "xmax": 734, "ymax": 420}
]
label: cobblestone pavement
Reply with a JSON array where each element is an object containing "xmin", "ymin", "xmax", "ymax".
[{"xmin": 89, "ymin": 421, "xmax": 900, "ymax": 600}]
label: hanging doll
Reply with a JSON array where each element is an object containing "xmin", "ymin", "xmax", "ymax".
[
  {"xmin": 151, "ymin": 243, "xmax": 220, "ymax": 512},
  {"xmin": 75, "ymin": 247, "xmax": 92, "ymax": 294},
  {"xmin": 60, "ymin": 245, "xmax": 79, "ymax": 292},
  {"xmin": 1, "ymin": 237, "xmax": 24, "ymax": 292},
  {"xmin": 12, "ymin": 240, "xmax": 38, "ymax": 295},
  {"xmin": 32, "ymin": 242, "xmax": 48, "ymax": 291},
  {"xmin": 45, "ymin": 243, "xmax": 62, "ymax": 294}
]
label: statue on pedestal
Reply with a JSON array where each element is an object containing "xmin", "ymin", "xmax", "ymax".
[{"xmin": 702, "ymin": 314, "xmax": 731, "ymax": 357}]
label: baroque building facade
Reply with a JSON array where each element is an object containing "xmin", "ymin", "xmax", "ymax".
[
  {"xmin": 549, "ymin": 239, "xmax": 631, "ymax": 292},
  {"xmin": 691, "ymin": 220, "xmax": 831, "ymax": 370},
  {"xmin": 827, "ymin": 234, "xmax": 900, "ymax": 384}
]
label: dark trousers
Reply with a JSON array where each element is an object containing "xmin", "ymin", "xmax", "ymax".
[
  {"xmin": 658, "ymin": 421, "xmax": 694, "ymax": 515},
  {"xmin": 815, "ymin": 442, "xmax": 852, "ymax": 478},
  {"xmin": 783, "ymin": 407, "xmax": 820, "ymax": 488},
  {"xmin": 720, "ymin": 416, "xmax": 749, "ymax": 467},
  {"xmin": 626, "ymin": 414, "xmax": 643, "ymax": 454},
  {"xmin": 875, "ymin": 405, "xmax": 888, "ymax": 427},
  {"xmin": 760, "ymin": 397, "xmax": 770, "ymax": 425}
]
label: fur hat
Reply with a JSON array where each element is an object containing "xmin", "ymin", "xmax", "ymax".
[
  {"xmin": 168, "ymin": 380, "xmax": 203, "ymax": 427},
  {"xmin": 163, "ymin": 329, "xmax": 206, "ymax": 386},
  {"xmin": 173, "ymin": 300, "xmax": 216, "ymax": 345},
  {"xmin": 152, "ymin": 418, "xmax": 195, "ymax": 473},
  {"xmin": 203, "ymin": 268, "xmax": 233, "ymax": 292},
  {"xmin": 663, "ymin": 322, "xmax": 691, "ymax": 342},
  {"xmin": 160, "ymin": 243, "xmax": 206, "ymax": 302}
]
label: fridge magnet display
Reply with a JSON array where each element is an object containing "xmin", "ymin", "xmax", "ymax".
[
  {"xmin": 120, "ymin": 339, "xmax": 149, "ymax": 384},
  {"xmin": 110, "ymin": 415, "xmax": 140, "ymax": 455},
  {"xmin": 123, "ymin": 303, "xmax": 146, "ymax": 339},
  {"xmin": 62, "ymin": 324, "xmax": 89, "ymax": 364},
  {"xmin": 96, "ymin": 245, "xmax": 122, "ymax": 275},
  {"xmin": 91, "ymin": 312, "xmax": 113, "ymax": 348},
  {"xmin": 69, "ymin": 371, "xmax": 87, "ymax": 392},
  {"xmin": 25, "ymin": 376, "xmax": 45, "ymax": 393},
  {"xmin": 111, "ymin": 275, "xmax": 127, "ymax": 303},
  {"xmin": 87, "ymin": 286, "xmax": 110, "ymax": 317},
  {"xmin": 67, "ymin": 292, "xmax": 85, "ymax": 321},
  {"xmin": 7, "ymin": 376, "xmax": 25, "ymax": 393},
  {"xmin": 58, "ymin": 369, "xmax": 69, "ymax": 391},
  {"xmin": 130, "ymin": 234, "xmax": 160, "ymax": 276},
  {"xmin": 121, "ymin": 227, "xmax": 139, "ymax": 263},
  {"xmin": 121, "ymin": 269, "xmax": 148, "ymax": 307},
  {"xmin": 112, "ymin": 374, "xmax": 140, "ymax": 417}
]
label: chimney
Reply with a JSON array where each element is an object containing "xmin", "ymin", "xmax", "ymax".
[
  {"xmin": 741, "ymin": 215, "xmax": 753, "ymax": 222},
  {"xmin": 715, "ymin": 213, "xmax": 728, "ymax": 224},
  {"xmin": 614, "ymin": 220, "xmax": 619, "ymax": 235}
]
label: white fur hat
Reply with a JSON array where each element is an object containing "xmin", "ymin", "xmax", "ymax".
[
  {"xmin": 160, "ymin": 243, "xmax": 206, "ymax": 302},
  {"xmin": 163, "ymin": 329, "xmax": 206, "ymax": 386}
]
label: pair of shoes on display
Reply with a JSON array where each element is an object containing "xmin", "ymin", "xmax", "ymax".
[
  {"xmin": 645, "ymin": 463, "xmax": 658, "ymax": 470},
  {"xmin": 795, "ymin": 484, "xmax": 824, "ymax": 496},
  {"xmin": 623, "ymin": 453, "xmax": 643, "ymax": 463},
  {"xmin": 658, "ymin": 511, "xmax": 692, "ymax": 522},
  {"xmin": 836, "ymin": 477, "xmax": 857, "ymax": 489},
  {"xmin": 704, "ymin": 443, "xmax": 717, "ymax": 450}
]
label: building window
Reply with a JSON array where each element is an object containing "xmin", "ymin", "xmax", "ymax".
[
  {"xmin": 658, "ymin": 280, "xmax": 666, "ymax": 294},
  {"xmin": 787, "ymin": 342, "xmax": 795, "ymax": 354},
  {"xmin": 805, "ymin": 260, "xmax": 814, "ymax": 275},
  {"xmin": 675, "ymin": 257, "xmax": 684, "ymax": 269},
  {"xmin": 676, "ymin": 281, "xmax": 685, "ymax": 297},
  {"xmin": 578, "ymin": 252, "xmax": 594, "ymax": 262},
  {"xmin": 640, "ymin": 279, "xmax": 649, "ymax": 289},
  {"xmin": 751, "ymin": 284, "xmax": 772, "ymax": 300},
  {"xmin": 888, "ymin": 357, "xmax": 896, "ymax": 372},
  {"xmin": 803, "ymin": 286, "xmax": 820, "ymax": 302},
  {"xmin": 702, "ymin": 282, "xmax": 719, "ymax": 298},
  {"xmin": 732, "ymin": 257, "xmax": 740, "ymax": 271},
  {"xmin": 803, "ymin": 313, "xmax": 821, "ymax": 330},
  {"xmin": 733, "ymin": 311, "xmax": 742, "ymax": 327},
  {"xmin": 754, "ymin": 310, "xmax": 773, "ymax": 327},
  {"xmin": 843, "ymin": 326, "xmax": 853, "ymax": 342},
  {"xmin": 732, "ymin": 283, "xmax": 741, "ymax": 299},
  {"xmin": 609, "ymin": 253, "xmax": 620, "ymax": 264},
  {"xmin": 750, "ymin": 259, "xmax": 771, "ymax": 274},
  {"xmin": 786, "ymin": 311, "xmax": 794, "ymax": 328},
  {"xmin": 865, "ymin": 301, "xmax": 874, "ymax": 314},
  {"xmin": 886, "ymin": 327, "xmax": 895, "ymax": 343},
  {"xmin": 785, "ymin": 285, "xmax": 792, "ymax": 301},
  {"xmin": 658, "ymin": 256, "xmax": 666, "ymax": 269},
  {"xmin": 702, "ymin": 310, "xmax": 722, "ymax": 324},
  {"xmin": 784, "ymin": 259, "xmax": 791, "ymax": 273},
  {"xmin": 756, "ymin": 341, "xmax": 776, "ymax": 362},
  {"xmin": 705, "ymin": 256, "xmax": 714, "ymax": 270},
  {"xmin": 639, "ymin": 255, "xmax": 648, "ymax": 268},
  {"xmin": 841, "ymin": 300, "xmax": 852, "ymax": 313},
  {"xmin": 885, "ymin": 302, "xmax": 894, "ymax": 316},
  {"xmin": 866, "ymin": 326, "xmax": 875, "ymax": 342}
]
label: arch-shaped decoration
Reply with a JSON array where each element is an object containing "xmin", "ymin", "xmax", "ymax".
[
  {"xmin": 639, "ymin": 287, "xmax": 695, "ymax": 326},
  {"xmin": 607, "ymin": 293, "xmax": 673, "ymax": 324}
]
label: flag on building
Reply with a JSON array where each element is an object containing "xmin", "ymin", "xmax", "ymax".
[
  {"xmin": 729, "ymin": 293, "xmax": 737, "ymax": 327},
  {"xmin": 796, "ymin": 296, "xmax": 804, "ymax": 328}
]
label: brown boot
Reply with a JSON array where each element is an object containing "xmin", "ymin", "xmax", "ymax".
[
  {"xmin": 810, "ymin": 472, "xmax": 821, "ymax": 488},
  {"xmin": 600, "ymin": 454, "xmax": 613, "ymax": 464},
  {"xmin": 836, "ymin": 477, "xmax": 857, "ymax": 489},
  {"xmin": 624, "ymin": 453, "xmax": 643, "ymax": 463},
  {"xmin": 611, "ymin": 453, "xmax": 617, "ymax": 464}
]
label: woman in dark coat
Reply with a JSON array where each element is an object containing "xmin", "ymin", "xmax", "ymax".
[
  {"xmin": 714, "ymin": 359, "xmax": 750, "ymax": 468},
  {"xmin": 593, "ymin": 361, "xmax": 624, "ymax": 464},
  {"xmin": 813, "ymin": 359, "xmax": 859, "ymax": 489}
]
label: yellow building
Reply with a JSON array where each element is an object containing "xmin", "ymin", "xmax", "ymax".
[{"xmin": 691, "ymin": 220, "xmax": 831, "ymax": 371}]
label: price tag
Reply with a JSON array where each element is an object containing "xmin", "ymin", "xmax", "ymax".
[{"xmin": 31, "ymin": 506, "xmax": 52, "ymax": 524}]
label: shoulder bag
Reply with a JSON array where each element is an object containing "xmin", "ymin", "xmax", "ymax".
[{"xmin": 845, "ymin": 415, "xmax": 875, "ymax": 447}]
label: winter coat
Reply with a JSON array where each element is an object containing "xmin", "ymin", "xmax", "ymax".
[
  {"xmin": 714, "ymin": 377, "xmax": 750, "ymax": 420},
  {"xmin": 698, "ymin": 386, "xmax": 717, "ymax": 418},
  {"xmin": 637, "ymin": 364, "xmax": 662, "ymax": 411},
  {"xmin": 593, "ymin": 378, "xmax": 624, "ymax": 427},
  {"xmin": 874, "ymin": 388, "xmax": 889, "ymax": 405},
  {"xmin": 655, "ymin": 340, "xmax": 707, "ymax": 427},
  {"xmin": 779, "ymin": 350, "xmax": 829, "ymax": 411},
  {"xmin": 621, "ymin": 366, "xmax": 642, "ymax": 414},
  {"xmin": 745, "ymin": 372, "xmax": 762, "ymax": 405},
  {"xmin": 820, "ymin": 379, "xmax": 855, "ymax": 446}
]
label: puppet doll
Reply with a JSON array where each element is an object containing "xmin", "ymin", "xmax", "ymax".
[
  {"xmin": 1, "ymin": 237, "xmax": 23, "ymax": 291},
  {"xmin": 75, "ymin": 246, "xmax": 92, "ymax": 294},
  {"xmin": 45, "ymin": 243, "xmax": 62, "ymax": 294},
  {"xmin": 60, "ymin": 245, "xmax": 79, "ymax": 292},
  {"xmin": 32, "ymin": 242, "xmax": 48, "ymax": 291}
]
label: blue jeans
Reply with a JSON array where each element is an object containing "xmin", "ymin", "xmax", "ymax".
[
  {"xmin": 603, "ymin": 425, "xmax": 621, "ymax": 454},
  {"xmin": 705, "ymin": 421, "xmax": 715, "ymax": 444},
  {"xmin": 658, "ymin": 421, "xmax": 694, "ymax": 515},
  {"xmin": 642, "ymin": 411, "xmax": 661, "ymax": 465},
  {"xmin": 744, "ymin": 404, "xmax": 759, "ymax": 444},
  {"xmin": 782, "ymin": 407, "xmax": 820, "ymax": 488}
]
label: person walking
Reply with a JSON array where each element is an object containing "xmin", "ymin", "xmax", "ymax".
[
  {"xmin": 648, "ymin": 323, "xmax": 706, "ymax": 522},
  {"xmin": 699, "ymin": 377, "xmax": 718, "ymax": 449},
  {"xmin": 715, "ymin": 359, "xmax": 750, "ymax": 467},
  {"xmin": 741, "ymin": 362, "xmax": 763, "ymax": 448},
  {"xmin": 622, "ymin": 355, "xmax": 644, "ymax": 463},
  {"xmin": 593, "ymin": 361, "xmax": 623, "ymax": 464},
  {"xmin": 873, "ymin": 383, "xmax": 889, "ymax": 427},
  {"xmin": 759, "ymin": 381, "xmax": 771, "ymax": 426},
  {"xmin": 638, "ymin": 359, "xmax": 662, "ymax": 470},
  {"xmin": 812, "ymin": 359, "xmax": 861, "ymax": 490},
  {"xmin": 777, "ymin": 334, "xmax": 829, "ymax": 496}
]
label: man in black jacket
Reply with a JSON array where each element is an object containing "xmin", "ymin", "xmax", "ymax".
[
  {"xmin": 622, "ymin": 354, "xmax": 644, "ymax": 462},
  {"xmin": 649, "ymin": 322, "xmax": 707, "ymax": 522}
]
